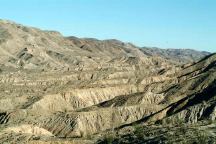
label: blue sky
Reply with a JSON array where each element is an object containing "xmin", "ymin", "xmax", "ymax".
[{"xmin": 0, "ymin": 0, "xmax": 215, "ymax": 52}]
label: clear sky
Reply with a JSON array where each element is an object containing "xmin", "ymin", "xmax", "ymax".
[{"xmin": 0, "ymin": 0, "xmax": 215, "ymax": 52}]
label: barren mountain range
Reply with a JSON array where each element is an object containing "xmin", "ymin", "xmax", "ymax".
[{"xmin": 0, "ymin": 20, "xmax": 215, "ymax": 144}]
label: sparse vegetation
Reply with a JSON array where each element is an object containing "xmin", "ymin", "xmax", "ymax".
[
  {"xmin": 100, "ymin": 134, "xmax": 115, "ymax": 144},
  {"xmin": 133, "ymin": 124, "xmax": 144, "ymax": 139}
]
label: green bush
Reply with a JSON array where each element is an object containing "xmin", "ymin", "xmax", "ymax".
[
  {"xmin": 195, "ymin": 131, "xmax": 209, "ymax": 144},
  {"xmin": 103, "ymin": 134, "xmax": 115, "ymax": 144},
  {"xmin": 133, "ymin": 125, "xmax": 144, "ymax": 138}
]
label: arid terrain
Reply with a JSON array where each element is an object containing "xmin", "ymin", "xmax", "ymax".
[{"xmin": 0, "ymin": 20, "xmax": 215, "ymax": 144}]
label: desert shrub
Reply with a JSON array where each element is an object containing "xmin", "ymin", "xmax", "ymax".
[
  {"xmin": 133, "ymin": 124, "xmax": 144, "ymax": 139},
  {"xmin": 195, "ymin": 131, "xmax": 209, "ymax": 144},
  {"xmin": 85, "ymin": 134, "xmax": 93, "ymax": 140},
  {"xmin": 156, "ymin": 117, "xmax": 185, "ymax": 126},
  {"xmin": 103, "ymin": 134, "xmax": 115, "ymax": 144},
  {"xmin": 178, "ymin": 126, "xmax": 187, "ymax": 134},
  {"xmin": 174, "ymin": 117, "xmax": 185, "ymax": 127}
]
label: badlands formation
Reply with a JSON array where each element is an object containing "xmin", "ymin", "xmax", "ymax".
[{"xmin": 0, "ymin": 20, "xmax": 215, "ymax": 143}]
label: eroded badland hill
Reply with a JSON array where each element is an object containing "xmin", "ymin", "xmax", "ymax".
[{"xmin": 0, "ymin": 20, "xmax": 215, "ymax": 144}]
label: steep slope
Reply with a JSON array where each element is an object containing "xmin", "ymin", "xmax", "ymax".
[{"xmin": 97, "ymin": 53, "xmax": 216, "ymax": 143}]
